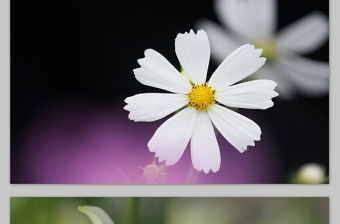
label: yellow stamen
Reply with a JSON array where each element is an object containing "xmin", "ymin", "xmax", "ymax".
[{"xmin": 188, "ymin": 83, "xmax": 215, "ymax": 111}]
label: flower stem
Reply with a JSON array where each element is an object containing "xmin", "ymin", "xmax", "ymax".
[
  {"xmin": 159, "ymin": 197, "xmax": 169, "ymax": 224},
  {"xmin": 128, "ymin": 197, "xmax": 140, "ymax": 224}
]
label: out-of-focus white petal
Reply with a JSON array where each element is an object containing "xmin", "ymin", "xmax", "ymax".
[
  {"xmin": 277, "ymin": 12, "xmax": 329, "ymax": 54},
  {"xmin": 278, "ymin": 54, "xmax": 329, "ymax": 96},
  {"xmin": 78, "ymin": 206, "xmax": 114, "ymax": 224},
  {"xmin": 209, "ymin": 44, "xmax": 265, "ymax": 90},
  {"xmin": 258, "ymin": 64, "xmax": 296, "ymax": 100},
  {"xmin": 175, "ymin": 30, "xmax": 210, "ymax": 84},
  {"xmin": 124, "ymin": 93, "xmax": 188, "ymax": 122},
  {"xmin": 148, "ymin": 107, "xmax": 196, "ymax": 165},
  {"xmin": 208, "ymin": 104, "xmax": 261, "ymax": 153},
  {"xmin": 215, "ymin": 80, "xmax": 278, "ymax": 109},
  {"xmin": 214, "ymin": 0, "xmax": 277, "ymax": 39},
  {"xmin": 190, "ymin": 111, "xmax": 221, "ymax": 173},
  {"xmin": 195, "ymin": 19, "xmax": 243, "ymax": 63},
  {"xmin": 134, "ymin": 49, "xmax": 192, "ymax": 94}
]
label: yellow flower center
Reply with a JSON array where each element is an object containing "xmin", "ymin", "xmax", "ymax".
[
  {"xmin": 254, "ymin": 39, "xmax": 277, "ymax": 62},
  {"xmin": 188, "ymin": 83, "xmax": 216, "ymax": 111}
]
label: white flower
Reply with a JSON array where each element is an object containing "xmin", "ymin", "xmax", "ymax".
[
  {"xmin": 124, "ymin": 30, "xmax": 278, "ymax": 173},
  {"xmin": 78, "ymin": 206, "xmax": 114, "ymax": 224},
  {"xmin": 196, "ymin": 0, "xmax": 329, "ymax": 99}
]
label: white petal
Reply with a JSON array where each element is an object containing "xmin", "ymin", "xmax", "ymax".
[
  {"xmin": 175, "ymin": 30, "xmax": 210, "ymax": 84},
  {"xmin": 148, "ymin": 107, "xmax": 196, "ymax": 165},
  {"xmin": 215, "ymin": 80, "xmax": 278, "ymax": 109},
  {"xmin": 208, "ymin": 104, "xmax": 261, "ymax": 153},
  {"xmin": 277, "ymin": 12, "xmax": 329, "ymax": 54},
  {"xmin": 214, "ymin": 0, "xmax": 277, "ymax": 39},
  {"xmin": 190, "ymin": 111, "xmax": 221, "ymax": 173},
  {"xmin": 195, "ymin": 19, "xmax": 244, "ymax": 63},
  {"xmin": 209, "ymin": 44, "xmax": 265, "ymax": 90},
  {"xmin": 258, "ymin": 64, "xmax": 296, "ymax": 100},
  {"xmin": 134, "ymin": 49, "xmax": 192, "ymax": 94},
  {"xmin": 78, "ymin": 206, "xmax": 114, "ymax": 224},
  {"xmin": 124, "ymin": 93, "xmax": 188, "ymax": 122},
  {"xmin": 278, "ymin": 54, "xmax": 329, "ymax": 96}
]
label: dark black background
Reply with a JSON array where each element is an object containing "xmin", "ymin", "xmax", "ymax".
[{"xmin": 11, "ymin": 0, "xmax": 329, "ymax": 183}]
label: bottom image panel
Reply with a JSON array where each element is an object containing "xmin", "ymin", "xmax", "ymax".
[{"xmin": 11, "ymin": 197, "xmax": 328, "ymax": 224}]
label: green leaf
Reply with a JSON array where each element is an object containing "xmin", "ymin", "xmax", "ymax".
[{"xmin": 78, "ymin": 206, "xmax": 114, "ymax": 224}]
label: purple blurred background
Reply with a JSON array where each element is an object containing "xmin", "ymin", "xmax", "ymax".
[{"xmin": 13, "ymin": 99, "xmax": 282, "ymax": 184}]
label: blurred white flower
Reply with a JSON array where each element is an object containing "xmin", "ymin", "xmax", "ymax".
[
  {"xmin": 197, "ymin": 0, "xmax": 329, "ymax": 99},
  {"xmin": 78, "ymin": 206, "xmax": 114, "ymax": 224},
  {"xmin": 124, "ymin": 30, "xmax": 278, "ymax": 173},
  {"xmin": 293, "ymin": 163, "xmax": 327, "ymax": 184}
]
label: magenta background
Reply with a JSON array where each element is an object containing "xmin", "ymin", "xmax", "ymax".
[{"xmin": 17, "ymin": 98, "xmax": 282, "ymax": 184}]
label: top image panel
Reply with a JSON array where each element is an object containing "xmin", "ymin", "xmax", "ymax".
[{"xmin": 11, "ymin": 0, "xmax": 329, "ymax": 184}]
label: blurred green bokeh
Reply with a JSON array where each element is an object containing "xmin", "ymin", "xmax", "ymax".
[{"xmin": 10, "ymin": 197, "xmax": 328, "ymax": 224}]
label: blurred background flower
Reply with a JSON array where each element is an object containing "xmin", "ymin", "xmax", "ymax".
[
  {"xmin": 196, "ymin": 0, "xmax": 329, "ymax": 99},
  {"xmin": 11, "ymin": 0, "xmax": 328, "ymax": 184},
  {"xmin": 10, "ymin": 197, "xmax": 329, "ymax": 224},
  {"xmin": 290, "ymin": 162, "xmax": 328, "ymax": 184}
]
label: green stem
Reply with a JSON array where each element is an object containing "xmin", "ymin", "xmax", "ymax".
[
  {"xmin": 159, "ymin": 197, "xmax": 169, "ymax": 224},
  {"xmin": 128, "ymin": 197, "xmax": 140, "ymax": 224}
]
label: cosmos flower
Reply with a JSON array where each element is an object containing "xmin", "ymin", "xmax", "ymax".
[
  {"xmin": 78, "ymin": 206, "xmax": 114, "ymax": 224},
  {"xmin": 124, "ymin": 30, "xmax": 278, "ymax": 173},
  {"xmin": 196, "ymin": 0, "xmax": 329, "ymax": 99}
]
